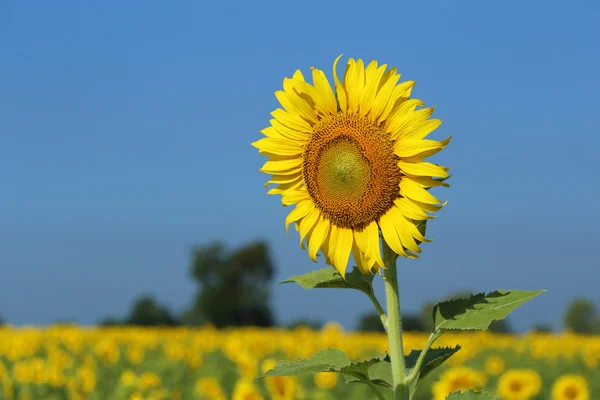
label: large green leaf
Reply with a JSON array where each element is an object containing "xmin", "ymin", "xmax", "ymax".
[
  {"xmin": 280, "ymin": 267, "xmax": 374, "ymax": 295},
  {"xmin": 433, "ymin": 290, "xmax": 545, "ymax": 333},
  {"xmin": 258, "ymin": 349, "xmax": 388, "ymax": 381},
  {"xmin": 344, "ymin": 354, "xmax": 392, "ymax": 388},
  {"xmin": 257, "ymin": 349, "xmax": 350, "ymax": 378},
  {"xmin": 446, "ymin": 390, "xmax": 500, "ymax": 399},
  {"xmin": 405, "ymin": 346, "xmax": 461, "ymax": 380}
]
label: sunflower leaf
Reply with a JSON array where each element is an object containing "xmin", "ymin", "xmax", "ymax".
[
  {"xmin": 432, "ymin": 290, "xmax": 545, "ymax": 333},
  {"xmin": 257, "ymin": 349, "xmax": 350, "ymax": 378},
  {"xmin": 446, "ymin": 390, "xmax": 500, "ymax": 399},
  {"xmin": 343, "ymin": 354, "xmax": 393, "ymax": 388},
  {"xmin": 280, "ymin": 267, "xmax": 374, "ymax": 295},
  {"xmin": 405, "ymin": 346, "xmax": 461, "ymax": 381}
]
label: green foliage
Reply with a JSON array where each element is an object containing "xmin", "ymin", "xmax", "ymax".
[
  {"xmin": 125, "ymin": 295, "xmax": 180, "ymax": 326},
  {"xmin": 258, "ymin": 349, "xmax": 351, "ymax": 377},
  {"xmin": 563, "ymin": 298, "xmax": 600, "ymax": 334},
  {"xmin": 432, "ymin": 290, "xmax": 544, "ymax": 333},
  {"xmin": 187, "ymin": 240, "xmax": 275, "ymax": 328},
  {"xmin": 258, "ymin": 348, "xmax": 390, "ymax": 390},
  {"xmin": 357, "ymin": 312, "xmax": 386, "ymax": 333},
  {"xmin": 281, "ymin": 267, "xmax": 374, "ymax": 296},
  {"xmin": 405, "ymin": 346, "xmax": 461, "ymax": 381},
  {"xmin": 446, "ymin": 390, "xmax": 500, "ymax": 399}
]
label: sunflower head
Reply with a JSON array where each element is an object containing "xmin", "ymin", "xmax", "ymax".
[
  {"xmin": 552, "ymin": 375, "xmax": 589, "ymax": 400},
  {"xmin": 497, "ymin": 369, "xmax": 542, "ymax": 400},
  {"xmin": 253, "ymin": 55, "xmax": 451, "ymax": 277}
]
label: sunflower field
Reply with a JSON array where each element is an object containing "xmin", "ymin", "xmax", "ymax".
[{"xmin": 0, "ymin": 324, "xmax": 597, "ymax": 400}]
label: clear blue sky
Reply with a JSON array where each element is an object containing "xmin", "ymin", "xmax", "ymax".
[{"xmin": 1, "ymin": 0, "xmax": 598, "ymax": 332}]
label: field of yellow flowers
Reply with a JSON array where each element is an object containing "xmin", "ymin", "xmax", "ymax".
[{"xmin": 0, "ymin": 324, "xmax": 598, "ymax": 400}]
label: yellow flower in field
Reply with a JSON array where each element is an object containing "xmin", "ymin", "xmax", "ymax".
[
  {"xmin": 485, "ymin": 355, "xmax": 505, "ymax": 376},
  {"xmin": 129, "ymin": 392, "xmax": 144, "ymax": 400},
  {"xmin": 127, "ymin": 345, "xmax": 145, "ymax": 364},
  {"xmin": 253, "ymin": 55, "xmax": 450, "ymax": 277},
  {"xmin": 195, "ymin": 377, "xmax": 226, "ymax": 400},
  {"xmin": 497, "ymin": 369, "xmax": 542, "ymax": 400},
  {"xmin": 2, "ymin": 377, "xmax": 14, "ymax": 400},
  {"xmin": 13, "ymin": 361, "xmax": 33, "ymax": 384},
  {"xmin": 95, "ymin": 340, "xmax": 120, "ymax": 364},
  {"xmin": 432, "ymin": 366, "xmax": 486, "ymax": 400},
  {"xmin": 552, "ymin": 375, "xmax": 589, "ymax": 400},
  {"xmin": 262, "ymin": 359, "xmax": 297, "ymax": 400},
  {"xmin": 314, "ymin": 372, "xmax": 338, "ymax": 389},
  {"xmin": 232, "ymin": 379, "xmax": 264, "ymax": 400},
  {"xmin": 120, "ymin": 369, "xmax": 137, "ymax": 386},
  {"xmin": 138, "ymin": 372, "xmax": 161, "ymax": 391},
  {"xmin": 234, "ymin": 351, "xmax": 258, "ymax": 379},
  {"xmin": 76, "ymin": 366, "xmax": 97, "ymax": 393}
]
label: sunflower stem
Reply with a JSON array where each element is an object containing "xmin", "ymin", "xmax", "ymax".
[
  {"xmin": 367, "ymin": 291, "xmax": 388, "ymax": 333},
  {"xmin": 382, "ymin": 241, "xmax": 410, "ymax": 400}
]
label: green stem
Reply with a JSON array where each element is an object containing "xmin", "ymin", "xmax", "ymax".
[
  {"xmin": 406, "ymin": 333, "xmax": 439, "ymax": 384},
  {"xmin": 382, "ymin": 241, "xmax": 410, "ymax": 400},
  {"xmin": 367, "ymin": 291, "xmax": 388, "ymax": 333},
  {"xmin": 353, "ymin": 373, "xmax": 386, "ymax": 400}
]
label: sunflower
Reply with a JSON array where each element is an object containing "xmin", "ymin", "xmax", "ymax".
[
  {"xmin": 431, "ymin": 366, "xmax": 486, "ymax": 400},
  {"xmin": 253, "ymin": 55, "xmax": 450, "ymax": 277},
  {"xmin": 497, "ymin": 369, "xmax": 542, "ymax": 400},
  {"xmin": 485, "ymin": 355, "xmax": 506, "ymax": 376},
  {"xmin": 552, "ymin": 375, "xmax": 589, "ymax": 400},
  {"xmin": 232, "ymin": 379, "xmax": 264, "ymax": 400},
  {"xmin": 262, "ymin": 358, "xmax": 298, "ymax": 400}
]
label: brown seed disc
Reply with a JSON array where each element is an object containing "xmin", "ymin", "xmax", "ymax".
[{"xmin": 302, "ymin": 113, "xmax": 401, "ymax": 230}]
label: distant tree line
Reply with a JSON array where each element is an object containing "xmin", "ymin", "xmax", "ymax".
[{"xmin": 1, "ymin": 240, "xmax": 597, "ymax": 334}]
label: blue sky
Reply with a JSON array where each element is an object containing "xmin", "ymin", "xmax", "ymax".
[{"xmin": 1, "ymin": 0, "xmax": 598, "ymax": 331}]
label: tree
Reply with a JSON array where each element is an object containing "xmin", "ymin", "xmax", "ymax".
[
  {"xmin": 357, "ymin": 312, "xmax": 386, "ymax": 332},
  {"xmin": 186, "ymin": 241, "xmax": 275, "ymax": 328},
  {"xmin": 563, "ymin": 298, "xmax": 599, "ymax": 334},
  {"xmin": 125, "ymin": 295, "xmax": 179, "ymax": 326},
  {"xmin": 489, "ymin": 319, "xmax": 513, "ymax": 333},
  {"xmin": 286, "ymin": 318, "xmax": 323, "ymax": 330}
]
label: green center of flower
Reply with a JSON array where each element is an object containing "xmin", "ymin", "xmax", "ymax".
[{"xmin": 318, "ymin": 138, "xmax": 370, "ymax": 203}]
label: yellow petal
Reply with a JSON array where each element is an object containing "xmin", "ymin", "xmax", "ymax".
[
  {"xmin": 408, "ymin": 198, "xmax": 448, "ymax": 213},
  {"xmin": 404, "ymin": 176, "xmax": 450, "ymax": 188},
  {"xmin": 283, "ymin": 78, "xmax": 318, "ymax": 123},
  {"xmin": 360, "ymin": 62, "xmax": 387, "ymax": 117},
  {"xmin": 271, "ymin": 108, "xmax": 312, "ymax": 133},
  {"xmin": 399, "ymin": 119, "xmax": 443, "ymax": 141},
  {"xmin": 378, "ymin": 210, "xmax": 407, "ymax": 257},
  {"xmin": 311, "ymin": 67, "xmax": 337, "ymax": 115},
  {"xmin": 388, "ymin": 206, "xmax": 421, "ymax": 253},
  {"xmin": 285, "ymin": 200, "xmax": 314, "ymax": 235},
  {"xmin": 394, "ymin": 136, "xmax": 451, "ymax": 158},
  {"xmin": 281, "ymin": 189, "xmax": 310, "ymax": 206},
  {"xmin": 299, "ymin": 208, "xmax": 321, "ymax": 250},
  {"xmin": 252, "ymin": 137, "xmax": 304, "ymax": 156},
  {"xmin": 394, "ymin": 198, "xmax": 433, "ymax": 221},
  {"xmin": 344, "ymin": 58, "xmax": 365, "ymax": 113},
  {"xmin": 328, "ymin": 225, "xmax": 353, "ymax": 278},
  {"xmin": 269, "ymin": 119, "xmax": 309, "ymax": 142},
  {"xmin": 267, "ymin": 173, "xmax": 303, "ymax": 186},
  {"xmin": 352, "ymin": 241, "xmax": 372, "ymax": 275},
  {"xmin": 333, "ymin": 54, "xmax": 347, "ymax": 112},
  {"xmin": 398, "ymin": 161, "xmax": 449, "ymax": 178},
  {"xmin": 260, "ymin": 157, "xmax": 303, "ymax": 174},
  {"xmin": 400, "ymin": 179, "xmax": 442, "ymax": 205},
  {"xmin": 308, "ymin": 217, "xmax": 330, "ymax": 262},
  {"xmin": 386, "ymin": 101, "xmax": 429, "ymax": 139},
  {"xmin": 364, "ymin": 220, "xmax": 384, "ymax": 269},
  {"xmin": 267, "ymin": 179, "xmax": 302, "ymax": 195},
  {"xmin": 370, "ymin": 70, "xmax": 401, "ymax": 121},
  {"xmin": 378, "ymin": 81, "xmax": 416, "ymax": 123}
]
